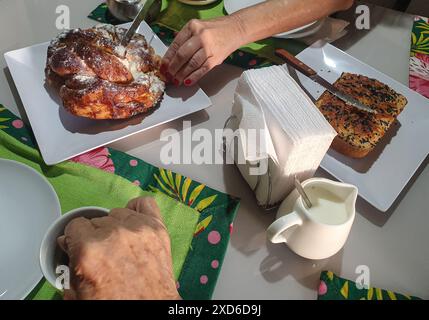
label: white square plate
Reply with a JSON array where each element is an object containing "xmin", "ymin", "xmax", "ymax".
[
  {"xmin": 4, "ymin": 22, "xmax": 212, "ymax": 165},
  {"xmin": 296, "ymin": 42, "xmax": 429, "ymax": 212}
]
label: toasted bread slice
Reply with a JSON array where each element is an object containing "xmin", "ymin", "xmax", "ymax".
[{"xmin": 315, "ymin": 73, "xmax": 408, "ymax": 158}]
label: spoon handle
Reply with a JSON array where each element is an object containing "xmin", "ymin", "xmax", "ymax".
[{"xmin": 294, "ymin": 176, "xmax": 313, "ymax": 209}]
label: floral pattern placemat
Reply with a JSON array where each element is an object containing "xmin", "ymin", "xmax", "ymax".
[
  {"xmin": 410, "ymin": 16, "xmax": 429, "ymax": 99},
  {"xmin": 0, "ymin": 105, "xmax": 240, "ymax": 300},
  {"xmin": 318, "ymin": 271, "xmax": 421, "ymax": 300}
]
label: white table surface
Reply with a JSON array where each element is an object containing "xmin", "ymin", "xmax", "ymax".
[{"xmin": 0, "ymin": 0, "xmax": 428, "ymax": 299}]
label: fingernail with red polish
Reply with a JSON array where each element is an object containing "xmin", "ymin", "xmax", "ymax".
[
  {"xmin": 184, "ymin": 79, "xmax": 192, "ymax": 86},
  {"xmin": 173, "ymin": 79, "xmax": 180, "ymax": 86}
]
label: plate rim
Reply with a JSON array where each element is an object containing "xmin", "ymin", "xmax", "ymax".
[
  {"xmin": 0, "ymin": 158, "xmax": 61, "ymax": 300},
  {"xmin": 273, "ymin": 19, "xmax": 324, "ymax": 39},
  {"xmin": 178, "ymin": 0, "xmax": 219, "ymax": 5}
]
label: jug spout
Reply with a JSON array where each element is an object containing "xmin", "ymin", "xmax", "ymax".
[
  {"xmin": 326, "ymin": 180, "xmax": 358, "ymax": 208},
  {"xmin": 306, "ymin": 178, "xmax": 358, "ymax": 206}
]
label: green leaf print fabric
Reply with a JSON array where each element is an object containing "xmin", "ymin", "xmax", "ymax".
[
  {"xmin": 0, "ymin": 106, "xmax": 240, "ymax": 300},
  {"xmin": 318, "ymin": 271, "xmax": 422, "ymax": 300}
]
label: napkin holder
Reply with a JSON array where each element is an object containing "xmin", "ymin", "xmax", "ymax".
[
  {"xmin": 223, "ymin": 66, "xmax": 337, "ymax": 209},
  {"xmin": 223, "ymin": 115, "xmax": 278, "ymax": 209}
]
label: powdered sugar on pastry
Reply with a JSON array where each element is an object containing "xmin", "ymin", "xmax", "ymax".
[{"xmin": 45, "ymin": 24, "xmax": 165, "ymax": 120}]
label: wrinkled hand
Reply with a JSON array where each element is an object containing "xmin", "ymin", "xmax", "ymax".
[
  {"xmin": 57, "ymin": 197, "xmax": 180, "ymax": 300},
  {"xmin": 161, "ymin": 17, "xmax": 244, "ymax": 86}
]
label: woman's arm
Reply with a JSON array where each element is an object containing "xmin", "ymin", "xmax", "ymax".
[
  {"xmin": 231, "ymin": 0, "xmax": 354, "ymax": 45},
  {"xmin": 161, "ymin": 0, "xmax": 354, "ymax": 86}
]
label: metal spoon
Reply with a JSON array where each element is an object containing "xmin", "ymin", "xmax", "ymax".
[{"xmin": 294, "ymin": 176, "xmax": 313, "ymax": 209}]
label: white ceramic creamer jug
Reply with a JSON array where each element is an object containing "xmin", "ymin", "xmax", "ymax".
[{"xmin": 267, "ymin": 178, "xmax": 358, "ymax": 260}]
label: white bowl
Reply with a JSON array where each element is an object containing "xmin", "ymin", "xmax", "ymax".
[{"xmin": 39, "ymin": 207, "xmax": 109, "ymax": 289}]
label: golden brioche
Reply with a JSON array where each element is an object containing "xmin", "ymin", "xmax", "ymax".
[{"xmin": 45, "ymin": 24, "xmax": 165, "ymax": 120}]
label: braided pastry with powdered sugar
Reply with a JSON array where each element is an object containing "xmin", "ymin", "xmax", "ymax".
[{"xmin": 45, "ymin": 24, "xmax": 165, "ymax": 120}]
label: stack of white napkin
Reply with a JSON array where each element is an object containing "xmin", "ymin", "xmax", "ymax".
[{"xmin": 224, "ymin": 65, "xmax": 337, "ymax": 208}]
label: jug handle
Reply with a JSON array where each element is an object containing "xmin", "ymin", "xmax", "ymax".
[{"xmin": 267, "ymin": 212, "xmax": 303, "ymax": 244}]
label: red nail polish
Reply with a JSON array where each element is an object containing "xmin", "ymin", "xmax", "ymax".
[
  {"xmin": 184, "ymin": 79, "xmax": 192, "ymax": 86},
  {"xmin": 173, "ymin": 79, "xmax": 180, "ymax": 86}
]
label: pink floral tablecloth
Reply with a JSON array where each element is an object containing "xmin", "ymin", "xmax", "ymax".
[{"xmin": 410, "ymin": 16, "xmax": 429, "ymax": 98}]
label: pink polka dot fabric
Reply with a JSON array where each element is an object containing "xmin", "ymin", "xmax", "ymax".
[
  {"xmin": 12, "ymin": 120, "xmax": 24, "ymax": 129},
  {"xmin": 318, "ymin": 280, "xmax": 328, "ymax": 296},
  {"xmin": 208, "ymin": 231, "xmax": 221, "ymax": 245},
  {"xmin": 211, "ymin": 260, "xmax": 219, "ymax": 269}
]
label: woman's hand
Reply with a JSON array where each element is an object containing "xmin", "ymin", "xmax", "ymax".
[
  {"xmin": 161, "ymin": 16, "xmax": 244, "ymax": 86},
  {"xmin": 160, "ymin": 0, "xmax": 353, "ymax": 86},
  {"xmin": 57, "ymin": 197, "xmax": 180, "ymax": 300}
]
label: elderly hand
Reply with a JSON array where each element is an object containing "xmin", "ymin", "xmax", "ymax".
[
  {"xmin": 57, "ymin": 197, "xmax": 180, "ymax": 300},
  {"xmin": 161, "ymin": 16, "xmax": 244, "ymax": 86}
]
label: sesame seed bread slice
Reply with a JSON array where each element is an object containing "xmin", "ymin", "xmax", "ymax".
[{"xmin": 315, "ymin": 73, "xmax": 408, "ymax": 158}]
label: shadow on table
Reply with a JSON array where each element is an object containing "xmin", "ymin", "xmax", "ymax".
[
  {"xmin": 107, "ymin": 108, "xmax": 210, "ymax": 153},
  {"xmin": 222, "ymin": 164, "xmax": 275, "ymax": 249},
  {"xmin": 199, "ymin": 64, "xmax": 243, "ymax": 97},
  {"xmin": 222, "ymin": 163, "xmax": 345, "ymax": 290},
  {"xmin": 317, "ymin": 155, "xmax": 429, "ymax": 227},
  {"xmin": 333, "ymin": 2, "xmax": 399, "ymax": 52},
  {"xmin": 356, "ymin": 154, "xmax": 429, "ymax": 224},
  {"xmin": 326, "ymin": 120, "xmax": 401, "ymax": 173},
  {"xmin": 3, "ymin": 67, "xmax": 31, "ymax": 126},
  {"xmin": 259, "ymin": 241, "xmax": 344, "ymax": 290},
  {"xmin": 222, "ymin": 144, "xmax": 427, "ymax": 291}
]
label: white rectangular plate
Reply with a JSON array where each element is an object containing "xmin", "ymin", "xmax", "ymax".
[
  {"xmin": 4, "ymin": 22, "xmax": 212, "ymax": 165},
  {"xmin": 296, "ymin": 42, "xmax": 429, "ymax": 212}
]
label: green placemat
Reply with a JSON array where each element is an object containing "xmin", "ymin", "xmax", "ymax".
[
  {"xmin": 317, "ymin": 271, "xmax": 422, "ymax": 300},
  {"xmin": 88, "ymin": 1, "xmax": 307, "ymax": 69},
  {"xmin": 0, "ymin": 105, "xmax": 239, "ymax": 300}
]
